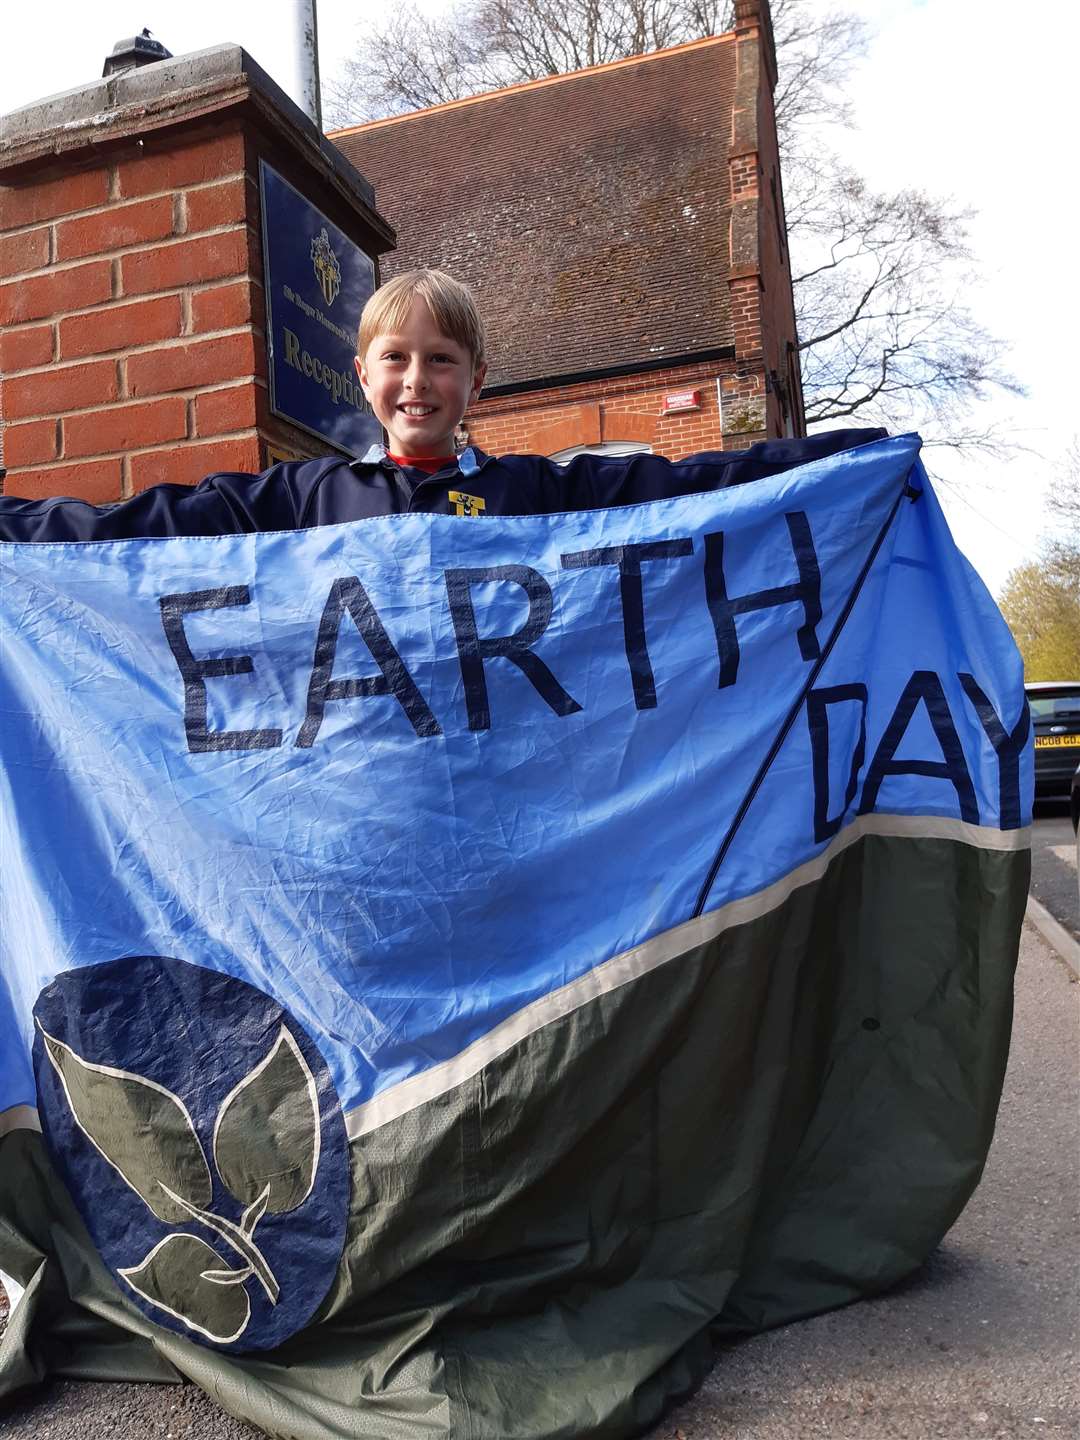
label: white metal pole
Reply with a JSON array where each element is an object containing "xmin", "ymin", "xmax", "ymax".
[{"xmin": 283, "ymin": 0, "xmax": 322, "ymax": 129}]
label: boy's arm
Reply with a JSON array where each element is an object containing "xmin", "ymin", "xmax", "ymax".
[
  {"xmin": 556, "ymin": 429, "xmax": 889, "ymax": 509},
  {"xmin": 0, "ymin": 461, "xmax": 326, "ymax": 543}
]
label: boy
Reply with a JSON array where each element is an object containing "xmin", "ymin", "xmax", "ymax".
[
  {"xmin": 355, "ymin": 267, "xmax": 487, "ymax": 475},
  {"xmin": 0, "ymin": 268, "xmax": 882, "ymax": 542}
]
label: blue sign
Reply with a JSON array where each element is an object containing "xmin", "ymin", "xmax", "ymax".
[{"xmin": 259, "ymin": 161, "xmax": 381, "ymax": 457}]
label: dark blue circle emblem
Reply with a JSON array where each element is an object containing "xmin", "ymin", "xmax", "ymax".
[{"xmin": 33, "ymin": 955, "xmax": 350, "ymax": 1352}]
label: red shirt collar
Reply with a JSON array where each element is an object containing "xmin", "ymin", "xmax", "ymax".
[{"xmin": 387, "ymin": 452, "xmax": 457, "ymax": 476}]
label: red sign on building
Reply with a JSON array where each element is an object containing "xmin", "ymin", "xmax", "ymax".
[{"xmin": 660, "ymin": 390, "xmax": 702, "ymax": 414}]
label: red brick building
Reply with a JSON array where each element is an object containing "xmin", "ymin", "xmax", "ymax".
[{"xmin": 332, "ymin": 0, "xmax": 802, "ymax": 461}]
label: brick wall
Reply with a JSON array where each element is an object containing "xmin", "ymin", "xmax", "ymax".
[
  {"xmin": 0, "ymin": 129, "xmax": 274, "ymax": 500},
  {"xmin": 464, "ymin": 357, "xmax": 760, "ymax": 460},
  {"xmin": 0, "ymin": 54, "xmax": 393, "ymax": 503},
  {"xmin": 752, "ymin": 21, "xmax": 804, "ymax": 437}
]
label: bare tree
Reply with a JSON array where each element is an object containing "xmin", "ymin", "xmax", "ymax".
[
  {"xmin": 787, "ymin": 164, "xmax": 1022, "ymax": 439},
  {"xmin": 324, "ymin": 0, "xmax": 1019, "ymax": 450},
  {"xmin": 1045, "ymin": 440, "xmax": 1080, "ymax": 535},
  {"xmin": 323, "ymin": 1, "xmax": 866, "ymax": 132},
  {"xmin": 318, "ymin": 5, "xmax": 495, "ymax": 115},
  {"xmin": 768, "ymin": 0, "xmax": 867, "ymax": 150},
  {"xmin": 322, "ymin": 1, "xmax": 732, "ymax": 123}
]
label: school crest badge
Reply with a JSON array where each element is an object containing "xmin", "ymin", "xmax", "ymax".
[{"xmin": 448, "ymin": 490, "xmax": 486, "ymax": 516}]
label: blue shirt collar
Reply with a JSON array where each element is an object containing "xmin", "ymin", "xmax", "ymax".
[{"xmin": 354, "ymin": 444, "xmax": 488, "ymax": 476}]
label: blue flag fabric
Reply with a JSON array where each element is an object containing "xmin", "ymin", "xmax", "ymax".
[{"xmin": 0, "ymin": 434, "xmax": 1031, "ymax": 1432}]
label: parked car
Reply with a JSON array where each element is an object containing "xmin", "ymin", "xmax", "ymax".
[{"xmin": 1026, "ymin": 682, "xmax": 1080, "ymax": 799}]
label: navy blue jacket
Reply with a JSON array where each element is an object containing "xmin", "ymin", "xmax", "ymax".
[{"xmin": 0, "ymin": 430, "xmax": 886, "ymax": 542}]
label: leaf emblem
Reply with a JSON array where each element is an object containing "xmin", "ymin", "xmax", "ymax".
[
  {"xmin": 213, "ymin": 1026, "xmax": 320, "ymax": 1215},
  {"xmin": 40, "ymin": 1027, "xmax": 212, "ymax": 1224},
  {"xmin": 119, "ymin": 1233, "xmax": 251, "ymax": 1344}
]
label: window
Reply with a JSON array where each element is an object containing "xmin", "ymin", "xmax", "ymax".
[
  {"xmin": 1026, "ymin": 685, "xmax": 1080, "ymax": 721},
  {"xmin": 549, "ymin": 442, "xmax": 653, "ymax": 465}
]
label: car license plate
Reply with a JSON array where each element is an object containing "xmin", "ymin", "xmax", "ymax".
[{"xmin": 1034, "ymin": 734, "xmax": 1080, "ymax": 748}]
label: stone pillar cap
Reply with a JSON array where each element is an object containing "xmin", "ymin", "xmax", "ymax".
[
  {"xmin": 0, "ymin": 43, "xmax": 394, "ymax": 250},
  {"xmin": 102, "ymin": 29, "xmax": 174, "ymax": 77}
]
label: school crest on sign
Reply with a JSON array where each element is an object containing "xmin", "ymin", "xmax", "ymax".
[{"xmin": 310, "ymin": 228, "xmax": 341, "ymax": 307}]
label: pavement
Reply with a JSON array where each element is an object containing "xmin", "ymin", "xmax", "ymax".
[
  {"xmin": 2, "ymin": 912, "xmax": 1077, "ymax": 1438},
  {"xmin": 1029, "ymin": 803, "xmax": 1079, "ymax": 945},
  {"xmin": 661, "ymin": 920, "xmax": 1080, "ymax": 1440}
]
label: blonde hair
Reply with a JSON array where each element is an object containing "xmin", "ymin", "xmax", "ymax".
[{"xmin": 358, "ymin": 269, "xmax": 486, "ymax": 372}]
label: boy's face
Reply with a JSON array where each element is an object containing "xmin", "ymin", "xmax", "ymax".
[{"xmin": 355, "ymin": 298, "xmax": 486, "ymax": 459}]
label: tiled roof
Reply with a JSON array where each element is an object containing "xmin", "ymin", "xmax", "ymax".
[{"xmin": 332, "ymin": 36, "xmax": 738, "ymax": 389}]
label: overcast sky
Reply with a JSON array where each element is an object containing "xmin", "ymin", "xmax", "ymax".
[{"xmin": 2, "ymin": 0, "xmax": 1075, "ymax": 597}]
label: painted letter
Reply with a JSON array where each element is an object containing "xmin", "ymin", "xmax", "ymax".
[
  {"xmin": 807, "ymin": 684, "xmax": 869, "ymax": 841},
  {"xmin": 159, "ymin": 588, "xmax": 282, "ymax": 754},
  {"xmin": 560, "ymin": 540, "xmax": 694, "ymax": 709},
  {"xmin": 959, "ymin": 672, "xmax": 1030, "ymax": 829},
  {"xmin": 445, "ymin": 565, "xmax": 582, "ymax": 732},
  {"xmin": 858, "ymin": 670, "xmax": 978, "ymax": 823},
  {"xmin": 704, "ymin": 511, "xmax": 822, "ymax": 688},
  {"xmin": 297, "ymin": 576, "xmax": 441, "ymax": 747}
]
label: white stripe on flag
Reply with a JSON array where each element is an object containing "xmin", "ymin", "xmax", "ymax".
[
  {"xmin": 0, "ymin": 1104, "xmax": 42, "ymax": 1138},
  {"xmin": 343, "ymin": 813, "xmax": 1030, "ymax": 1141}
]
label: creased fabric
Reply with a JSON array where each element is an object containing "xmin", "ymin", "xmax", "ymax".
[{"xmin": 0, "ymin": 435, "xmax": 1029, "ymax": 1437}]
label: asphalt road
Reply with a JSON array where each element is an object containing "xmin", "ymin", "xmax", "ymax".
[
  {"xmin": 2, "ymin": 920, "xmax": 1076, "ymax": 1440},
  {"xmin": 1031, "ymin": 802, "xmax": 1079, "ymax": 942}
]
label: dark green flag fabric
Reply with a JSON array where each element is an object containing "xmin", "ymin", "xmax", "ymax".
[{"xmin": 0, "ymin": 435, "xmax": 1029, "ymax": 1437}]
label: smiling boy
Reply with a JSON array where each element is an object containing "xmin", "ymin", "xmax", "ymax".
[
  {"xmin": 0, "ymin": 268, "xmax": 882, "ymax": 542},
  {"xmin": 355, "ymin": 269, "xmax": 486, "ymax": 469}
]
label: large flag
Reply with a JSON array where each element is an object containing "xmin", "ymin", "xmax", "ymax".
[{"xmin": 0, "ymin": 434, "xmax": 1029, "ymax": 1438}]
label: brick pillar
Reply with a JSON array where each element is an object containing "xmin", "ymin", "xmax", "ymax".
[
  {"xmin": 723, "ymin": 4, "xmax": 769, "ymax": 448},
  {"xmin": 0, "ymin": 46, "xmax": 393, "ymax": 501},
  {"xmin": 725, "ymin": 0, "xmax": 803, "ymax": 444}
]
